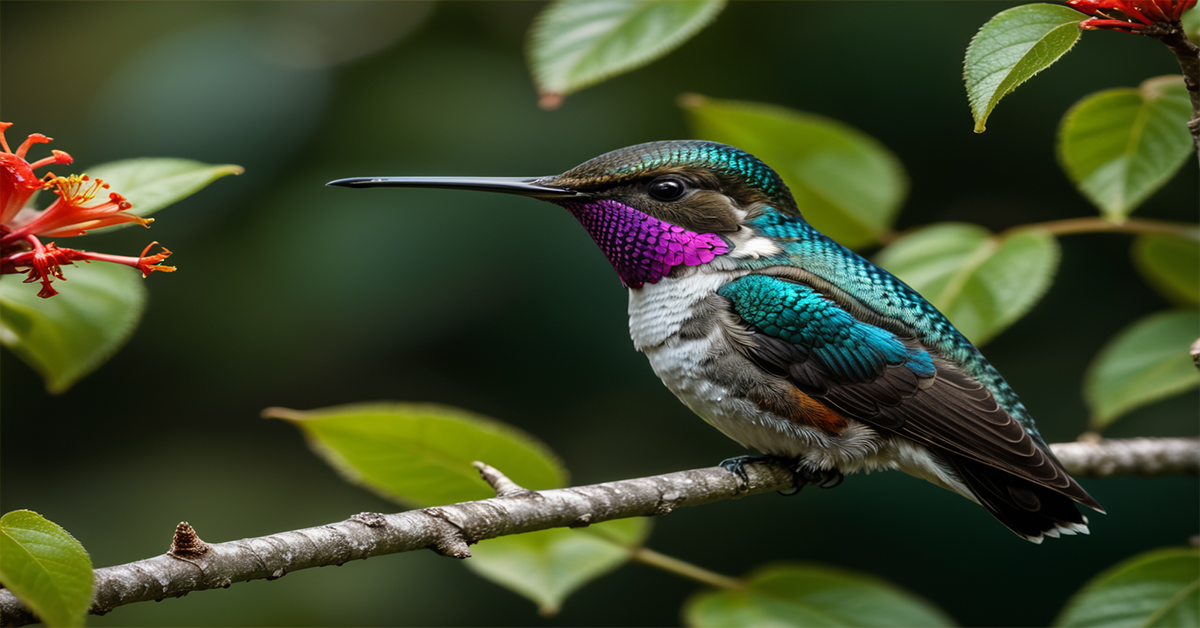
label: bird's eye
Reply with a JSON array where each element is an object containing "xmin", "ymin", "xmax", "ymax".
[{"xmin": 648, "ymin": 177, "xmax": 686, "ymax": 202}]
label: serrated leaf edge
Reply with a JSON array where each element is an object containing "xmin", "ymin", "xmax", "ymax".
[
  {"xmin": 965, "ymin": 4, "xmax": 1083, "ymax": 132},
  {"xmin": 0, "ymin": 510, "xmax": 93, "ymax": 628}
]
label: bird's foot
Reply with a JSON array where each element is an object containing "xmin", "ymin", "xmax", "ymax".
[
  {"xmin": 719, "ymin": 455, "xmax": 844, "ymax": 495},
  {"xmin": 777, "ymin": 465, "xmax": 844, "ymax": 495},
  {"xmin": 719, "ymin": 454, "xmax": 790, "ymax": 488}
]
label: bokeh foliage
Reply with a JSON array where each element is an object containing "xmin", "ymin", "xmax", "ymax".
[{"xmin": 2, "ymin": 2, "xmax": 1196, "ymax": 627}]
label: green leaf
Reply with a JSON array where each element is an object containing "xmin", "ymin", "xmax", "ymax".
[
  {"xmin": 1055, "ymin": 547, "xmax": 1199, "ymax": 628},
  {"xmin": 529, "ymin": 0, "xmax": 724, "ymax": 109},
  {"xmin": 265, "ymin": 402, "xmax": 567, "ymax": 507},
  {"xmin": 682, "ymin": 95, "xmax": 907, "ymax": 250},
  {"xmin": 1058, "ymin": 76, "xmax": 1194, "ymax": 221},
  {"xmin": 0, "ymin": 510, "xmax": 94, "ymax": 628},
  {"xmin": 467, "ymin": 517, "xmax": 650, "ymax": 616},
  {"xmin": 0, "ymin": 263, "xmax": 147, "ymax": 393},
  {"xmin": 874, "ymin": 223, "xmax": 1060, "ymax": 345},
  {"xmin": 684, "ymin": 563, "xmax": 955, "ymax": 628},
  {"xmin": 270, "ymin": 403, "xmax": 649, "ymax": 612},
  {"xmin": 83, "ymin": 158, "xmax": 243, "ymax": 230},
  {"xmin": 1085, "ymin": 310, "xmax": 1200, "ymax": 429},
  {"xmin": 1133, "ymin": 234, "xmax": 1200, "ymax": 305},
  {"xmin": 964, "ymin": 3, "xmax": 1084, "ymax": 133}
]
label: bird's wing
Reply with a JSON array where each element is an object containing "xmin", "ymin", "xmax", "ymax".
[{"xmin": 716, "ymin": 273, "xmax": 1101, "ymax": 512}]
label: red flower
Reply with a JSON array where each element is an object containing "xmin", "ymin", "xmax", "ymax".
[
  {"xmin": 0, "ymin": 123, "xmax": 72, "ymax": 225},
  {"xmin": 1067, "ymin": 0, "xmax": 1198, "ymax": 32},
  {"xmin": 0, "ymin": 123, "xmax": 176, "ymax": 298}
]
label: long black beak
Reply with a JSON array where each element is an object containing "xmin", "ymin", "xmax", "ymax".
[{"xmin": 326, "ymin": 176, "xmax": 584, "ymax": 199}]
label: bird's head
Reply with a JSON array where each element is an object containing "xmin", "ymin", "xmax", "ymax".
[{"xmin": 329, "ymin": 140, "xmax": 799, "ymax": 287}]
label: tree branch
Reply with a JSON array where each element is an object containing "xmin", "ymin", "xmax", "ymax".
[
  {"xmin": 1053, "ymin": 436, "xmax": 1200, "ymax": 478},
  {"xmin": 1, "ymin": 437, "xmax": 1196, "ymax": 627}
]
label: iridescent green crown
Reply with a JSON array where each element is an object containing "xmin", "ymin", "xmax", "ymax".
[{"xmin": 548, "ymin": 140, "xmax": 797, "ymax": 211}]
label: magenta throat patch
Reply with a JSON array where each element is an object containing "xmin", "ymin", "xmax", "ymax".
[{"xmin": 562, "ymin": 199, "xmax": 729, "ymax": 288}]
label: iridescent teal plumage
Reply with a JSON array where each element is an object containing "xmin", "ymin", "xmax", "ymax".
[
  {"xmin": 718, "ymin": 274, "xmax": 936, "ymax": 382},
  {"xmin": 736, "ymin": 210, "xmax": 1044, "ymax": 443}
]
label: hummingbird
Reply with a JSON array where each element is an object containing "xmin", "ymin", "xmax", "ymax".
[{"xmin": 329, "ymin": 140, "xmax": 1103, "ymax": 543}]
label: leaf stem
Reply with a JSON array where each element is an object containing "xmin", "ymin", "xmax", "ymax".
[
  {"xmin": 628, "ymin": 546, "xmax": 743, "ymax": 590},
  {"xmin": 1008, "ymin": 216, "xmax": 1199, "ymax": 239}
]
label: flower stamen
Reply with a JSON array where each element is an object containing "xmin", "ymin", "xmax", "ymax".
[
  {"xmin": 2, "ymin": 175, "xmax": 150, "ymax": 243},
  {"xmin": 28, "ymin": 150, "xmax": 74, "ymax": 171},
  {"xmin": 14, "ymin": 133, "xmax": 51, "ymax": 160}
]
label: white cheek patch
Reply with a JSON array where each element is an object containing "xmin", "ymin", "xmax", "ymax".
[
  {"xmin": 725, "ymin": 225, "xmax": 782, "ymax": 259},
  {"xmin": 728, "ymin": 235, "xmax": 782, "ymax": 259}
]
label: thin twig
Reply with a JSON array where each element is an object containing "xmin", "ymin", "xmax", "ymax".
[
  {"xmin": 0, "ymin": 437, "xmax": 1196, "ymax": 627},
  {"xmin": 878, "ymin": 217, "xmax": 1199, "ymax": 247},
  {"xmin": 629, "ymin": 547, "xmax": 743, "ymax": 591},
  {"xmin": 473, "ymin": 461, "xmax": 534, "ymax": 498},
  {"xmin": 1008, "ymin": 217, "xmax": 1199, "ymax": 239}
]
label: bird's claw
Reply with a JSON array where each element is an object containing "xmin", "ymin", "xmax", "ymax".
[
  {"xmin": 719, "ymin": 455, "xmax": 844, "ymax": 494},
  {"xmin": 799, "ymin": 467, "xmax": 844, "ymax": 489},
  {"xmin": 719, "ymin": 454, "xmax": 783, "ymax": 488}
]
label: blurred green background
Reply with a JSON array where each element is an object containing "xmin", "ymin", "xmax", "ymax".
[{"xmin": 2, "ymin": 2, "xmax": 1196, "ymax": 626}]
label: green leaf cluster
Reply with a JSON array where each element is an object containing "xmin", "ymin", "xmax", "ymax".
[
  {"xmin": 0, "ymin": 510, "xmax": 94, "ymax": 627},
  {"xmin": 963, "ymin": 4, "xmax": 1200, "ymax": 429}
]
